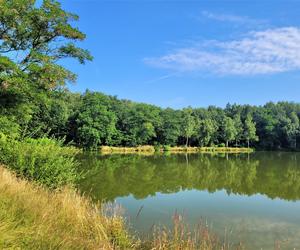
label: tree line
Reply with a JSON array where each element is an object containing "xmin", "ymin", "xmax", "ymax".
[
  {"xmin": 1, "ymin": 0, "xmax": 300, "ymax": 151},
  {"xmin": 5, "ymin": 89, "xmax": 298, "ymax": 150}
]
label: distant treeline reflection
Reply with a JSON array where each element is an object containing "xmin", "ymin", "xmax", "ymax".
[{"xmin": 78, "ymin": 152, "xmax": 300, "ymax": 201}]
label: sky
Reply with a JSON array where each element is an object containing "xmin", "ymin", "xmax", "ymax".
[{"xmin": 60, "ymin": 0, "xmax": 300, "ymax": 108}]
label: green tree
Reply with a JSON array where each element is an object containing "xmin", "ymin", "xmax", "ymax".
[
  {"xmin": 244, "ymin": 114, "xmax": 258, "ymax": 148},
  {"xmin": 157, "ymin": 108, "xmax": 181, "ymax": 146},
  {"xmin": 233, "ymin": 114, "xmax": 243, "ymax": 147},
  {"xmin": 0, "ymin": 0, "xmax": 92, "ymax": 129},
  {"xmin": 198, "ymin": 118, "xmax": 217, "ymax": 146},
  {"xmin": 283, "ymin": 112, "xmax": 299, "ymax": 149},
  {"xmin": 75, "ymin": 92, "xmax": 117, "ymax": 149},
  {"xmin": 182, "ymin": 108, "xmax": 197, "ymax": 147},
  {"xmin": 222, "ymin": 116, "xmax": 237, "ymax": 147}
]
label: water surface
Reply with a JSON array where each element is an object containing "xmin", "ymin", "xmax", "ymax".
[{"xmin": 78, "ymin": 152, "xmax": 300, "ymax": 249}]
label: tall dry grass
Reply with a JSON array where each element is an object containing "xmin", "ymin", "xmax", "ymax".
[
  {"xmin": 139, "ymin": 213, "xmax": 244, "ymax": 250},
  {"xmin": 0, "ymin": 166, "xmax": 132, "ymax": 250},
  {"xmin": 0, "ymin": 165, "xmax": 246, "ymax": 250}
]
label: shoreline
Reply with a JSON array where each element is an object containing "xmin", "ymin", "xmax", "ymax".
[{"xmin": 100, "ymin": 145, "xmax": 254, "ymax": 154}]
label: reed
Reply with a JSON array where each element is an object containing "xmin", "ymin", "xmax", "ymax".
[{"xmin": 139, "ymin": 213, "xmax": 244, "ymax": 250}]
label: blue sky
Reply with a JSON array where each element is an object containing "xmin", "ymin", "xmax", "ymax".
[{"xmin": 60, "ymin": 0, "xmax": 300, "ymax": 108}]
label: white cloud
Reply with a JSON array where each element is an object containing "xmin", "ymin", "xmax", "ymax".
[
  {"xmin": 200, "ymin": 11, "xmax": 260, "ymax": 24},
  {"xmin": 144, "ymin": 27, "xmax": 300, "ymax": 75}
]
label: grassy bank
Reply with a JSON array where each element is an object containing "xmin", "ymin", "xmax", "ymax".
[
  {"xmin": 0, "ymin": 165, "xmax": 245, "ymax": 250},
  {"xmin": 100, "ymin": 145, "xmax": 253, "ymax": 154},
  {"xmin": 0, "ymin": 166, "xmax": 132, "ymax": 250}
]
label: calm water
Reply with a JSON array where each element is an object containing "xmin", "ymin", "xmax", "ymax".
[{"xmin": 78, "ymin": 152, "xmax": 300, "ymax": 249}]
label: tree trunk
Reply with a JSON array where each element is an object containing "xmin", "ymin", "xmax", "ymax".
[
  {"xmin": 186, "ymin": 136, "xmax": 189, "ymax": 147},
  {"xmin": 226, "ymin": 140, "xmax": 228, "ymax": 148},
  {"xmin": 247, "ymin": 139, "xmax": 250, "ymax": 148}
]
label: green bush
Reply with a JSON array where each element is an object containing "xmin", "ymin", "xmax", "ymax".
[
  {"xmin": 163, "ymin": 145, "xmax": 171, "ymax": 151},
  {"xmin": 218, "ymin": 143, "xmax": 226, "ymax": 147},
  {"xmin": 0, "ymin": 116, "xmax": 20, "ymax": 139},
  {"xmin": 154, "ymin": 145, "xmax": 162, "ymax": 152},
  {"xmin": 0, "ymin": 135, "xmax": 79, "ymax": 188}
]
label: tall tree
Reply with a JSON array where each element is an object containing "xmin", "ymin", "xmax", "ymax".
[
  {"xmin": 0, "ymin": 0, "xmax": 92, "ymax": 129},
  {"xmin": 198, "ymin": 118, "xmax": 217, "ymax": 146},
  {"xmin": 182, "ymin": 108, "xmax": 197, "ymax": 147},
  {"xmin": 75, "ymin": 92, "xmax": 117, "ymax": 149},
  {"xmin": 284, "ymin": 112, "xmax": 299, "ymax": 149},
  {"xmin": 244, "ymin": 114, "xmax": 258, "ymax": 148},
  {"xmin": 233, "ymin": 114, "xmax": 243, "ymax": 147},
  {"xmin": 222, "ymin": 116, "xmax": 237, "ymax": 147}
]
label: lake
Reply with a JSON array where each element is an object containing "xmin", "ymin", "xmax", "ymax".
[{"xmin": 78, "ymin": 152, "xmax": 300, "ymax": 249}]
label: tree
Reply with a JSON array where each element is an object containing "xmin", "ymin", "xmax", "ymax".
[
  {"xmin": 244, "ymin": 114, "xmax": 258, "ymax": 148},
  {"xmin": 283, "ymin": 112, "xmax": 299, "ymax": 149},
  {"xmin": 75, "ymin": 92, "xmax": 117, "ymax": 149},
  {"xmin": 157, "ymin": 108, "xmax": 181, "ymax": 146},
  {"xmin": 182, "ymin": 108, "xmax": 197, "ymax": 147},
  {"xmin": 198, "ymin": 119, "xmax": 217, "ymax": 146},
  {"xmin": 0, "ymin": 0, "xmax": 92, "ymax": 129},
  {"xmin": 233, "ymin": 114, "xmax": 243, "ymax": 147},
  {"xmin": 222, "ymin": 116, "xmax": 237, "ymax": 147}
]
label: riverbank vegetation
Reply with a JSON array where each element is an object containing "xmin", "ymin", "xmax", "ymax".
[
  {"xmin": 1, "ymin": 165, "xmax": 245, "ymax": 250},
  {"xmin": 0, "ymin": 166, "xmax": 132, "ymax": 250},
  {"xmin": 100, "ymin": 145, "xmax": 253, "ymax": 154}
]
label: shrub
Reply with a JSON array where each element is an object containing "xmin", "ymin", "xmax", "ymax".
[
  {"xmin": 0, "ymin": 116, "xmax": 20, "ymax": 139},
  {"xmin": 0, "ymin": 135, "xmax": 79, "ymax": 188},
  {"xmin": 218, "ymin": 143, "xmax": 226, "ymax": 147},
  {"xmin": 163, "ymin": 145, "xmax": 171, "ymax": 151}
]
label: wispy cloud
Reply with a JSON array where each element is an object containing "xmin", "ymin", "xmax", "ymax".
[
  {"xmin": 143, "ymin": 73, "xmax": 178, "ymax": 84},
  {"xmin": 144, "ymin": 27, "xmax": 300, "ymax": 76},
  {"xmin": 200, "ymin": 11, "xmax": 265, "ymax": 25}
]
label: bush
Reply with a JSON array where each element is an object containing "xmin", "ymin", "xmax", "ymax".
[
  {"xmin": 163, "ymin": 145, "xmax": 171, "ymax": 151},
  {"xmin": 0, "ymin": 135, "xmax": 79, "ymax": 188},
  {"xmin": 218, "ymin": 143, "xmax": 226, "ymax": 147},
  {"xmin": 0, "ymin": 116, "xmax": 20, "ymax": 139}
]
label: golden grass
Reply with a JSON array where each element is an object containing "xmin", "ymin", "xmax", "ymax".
[
  {"xmin": 140, "ymin": 213, "xmax": 244, "ymax": 250},
  {"xmin": 100, "ymin": 145, "xmax": 155, "ymax": 154},
  {"xmin": 100, "ymin": 146, "xmax": 253, "ymax": 155},
  {"xmin": 0, "ymin": 165, "xmax": 245, "ymax": 250},
  {"xmin": 0, "ymin": 165, "xmax": 132, "ymax": 250}
]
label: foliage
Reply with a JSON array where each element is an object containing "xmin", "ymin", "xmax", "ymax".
[
  {"xmin": 0, "ymin": 0, "xmax": 92, "ymax": 131},
  {"xmin": 181, "ymin": 107, "xmax": 198, "ymax": 147},
  {"xmin": 0, "ymin": 136, "xmax": 79, "ymax": 188},
  {"xmin": 198, "ymin": 118, "xmax": 217, "ymax": 146},
  {"xmin": 244, "ymin": 114, "xmax": 258, "ymax": 148},
  {"xmin": 74, "ymin": 91, "xmax": 118, "ymax": 149},
  {"xmin": 1, "ymin": 0, "xmax": 300, "ymax": 153},
  {"xmin": 221, "ymin": 116, "xmax": 237, "ymax": 147}
]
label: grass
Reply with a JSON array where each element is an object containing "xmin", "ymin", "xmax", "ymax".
[
  {"xmin": 140, "ymin": 213, "xmax": 244, "ymax": 250},
  {"xmin": 0, "ymin": 164, "xmax": 246, "ymax": 250},
  {"xmin": 100, "ymin": 145, "xmax": 253, "ymax": 155},
  {"xmin": 100, "ymin": 145, "xmax": 156, "ymax": 154},
  {"xmin": 0, "ymin": 165, "xmax": 132, "ymax": 250}
]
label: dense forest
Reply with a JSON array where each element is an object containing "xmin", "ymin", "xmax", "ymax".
[
  {"xmin": 2, "ymin": 86, "xmax": 300, "ymax": 150},
  {"xmin": 1, "ymin": 1, "xmax": 300, "ymax": 151}
]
